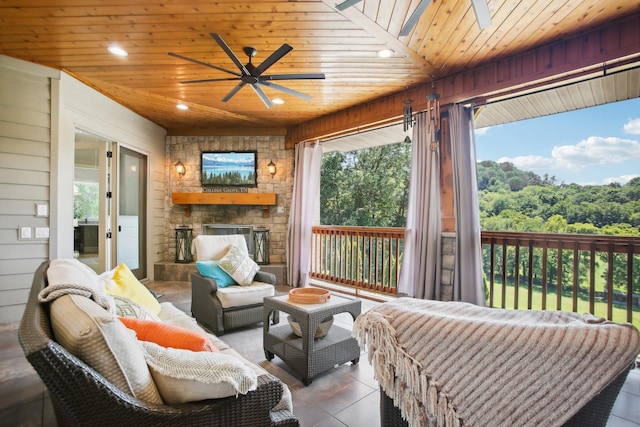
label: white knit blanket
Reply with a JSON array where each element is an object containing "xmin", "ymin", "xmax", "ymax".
[
  {"xmin": 353, "ymin": 298, "xmax": 640, "ymax": 427},
  {"xmin": 38, "ymin": 259, "xmax": 115, "ymax": 314}
]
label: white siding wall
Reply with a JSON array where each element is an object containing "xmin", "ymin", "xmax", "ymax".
[
  {"xmin": 55, "ymin": 73, "xmax": 167, "ymax": 275},
  {"xmin": 0, "ymin": 57, "xmax": 58, "ymax": 323},
  {"xmin": 0, "ymin": 55, "xmax": 166, "ymax": 323}
]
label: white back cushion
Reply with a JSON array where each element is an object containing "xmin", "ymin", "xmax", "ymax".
[{"xmin": 191, "ymin": 234, "xmax": 248, "ymax": 261}]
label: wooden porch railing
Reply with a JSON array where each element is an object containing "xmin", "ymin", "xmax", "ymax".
[
  {"xmin": 310, "ymin": 226, "xmax": 639, "ymax": 327},
  {"xmin": 310, "ymin": 226, "xmax": 404, "ymax": 296},
  {"xmin": 481, "ymin": 231, "xmax": 639, "ymax": 326}
]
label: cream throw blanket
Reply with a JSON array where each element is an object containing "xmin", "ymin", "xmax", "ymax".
[
  {"xmin": 353, "ymin": 298, "xmax": 640, "ymax": 427},
  {"xmin": 38, "ymin": 259, "xmax": 115, "ymax": 314}
]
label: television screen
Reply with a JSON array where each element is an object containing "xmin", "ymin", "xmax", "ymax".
[{"xmin": 201, "ymin": 151, "xmax": 257, "ymax": 187}]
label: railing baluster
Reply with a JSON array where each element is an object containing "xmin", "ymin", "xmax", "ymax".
[
  {"xmin": 627, "ymin": 246, "xmax": 634, "ymax": 323},
  {"xmin": 514, "ymin": 240, "xmax": 520, "ymax": 310},
  {"xmin": 573, "ymin": 244, "xmax": 579, "ymax": 313},
  {"xmin": 557, "ymin": 244, "xmax": 563, "ymax": 311},
  {"xmin": 607, "ymin": 243, "xmax": 614, "ymax": 320},
  {"xmin": 542, "ymin": 244, "xmax": 548, "ymax": 311},
  {"xmin": 489, "ymin": 238, "xmax": 495, "ymax": 307},
  {"xmin": 589, "ymin": 243, "xmax": 596, "ymax": 316},
  {"xmin": 527, "ymin": 240, "xmax": 534, "ymax": 310},
  {"xmin": 501, "ymin": 240, "xmax": 507, "ymax": 309}
]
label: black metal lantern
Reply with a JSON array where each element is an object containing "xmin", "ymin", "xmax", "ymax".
[
  {"xmin": 253, "ymin": 226, "xmax": 270, "ymax": 265},
  {"xmin": 175, "ymin": 226, "xmax": 193, "ymax": 263}
]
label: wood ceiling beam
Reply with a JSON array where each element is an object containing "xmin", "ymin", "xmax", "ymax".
[{"xmin": 285, "ymin": 12, "xmax": 640, "ymax": 148}]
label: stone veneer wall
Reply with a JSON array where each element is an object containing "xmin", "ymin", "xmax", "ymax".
[
  {"xmin": 163, "ymin": 135, "xmax": 293, "ymax": 264},
  {"xmin": 440, "ymin": 232, "xmax": 456, "ymax": 301}
]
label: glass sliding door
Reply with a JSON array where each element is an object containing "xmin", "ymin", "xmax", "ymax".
[
  {"xmin": 73, "ymin": 130, "xmax": 111, "ymax": 273},
  {"xmin": 74, "ymin": 131, "xmax": 148, "ymax": 278},
  {"xmin": 118, "ymin": 147, "xmax": 147, "ymax": 279}
]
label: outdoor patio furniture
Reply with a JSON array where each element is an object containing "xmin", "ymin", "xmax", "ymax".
[
  {"xmin": 263, "ymin": 292, "xmax": 361, "ymax": 385},
  {"xmin": 191, "ymin": 234, "xmax": 279, "ymax": 335}
]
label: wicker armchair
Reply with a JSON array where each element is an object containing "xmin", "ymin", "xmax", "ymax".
[
  {"xmin": 19, "ymin": 261, "xmax": 298, "ymax": 427},
  {"xmin": 191, "ymin": 235, "xmax": 279, "ymax": 335}
]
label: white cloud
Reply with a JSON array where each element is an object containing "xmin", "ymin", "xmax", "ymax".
[
  {"xmin": 475, "ymin": 127, "xmax": 491, "ymax": 136},
  {"xmin": 602, "ymin": 174, "xmax": 640, "ymax": 185},
  {"xmin": 623, "ymin": 118, "xmax": 640, "ymax": 135},
  {"xmin": 496, "ymin": 155, "xmax": 556, "ymax": 171},
  {"xmin": 498, "ymin": 136, "xmax": 640, "ymax": 172}
]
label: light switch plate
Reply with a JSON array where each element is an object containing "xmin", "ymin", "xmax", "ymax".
[
  {"xmin": 35, "ymin": 227, "xmax": 50, "ymax": 239},
  {"xmin": 36, "ymin": 204, "xmax": 48, "ymax": 217},
  {"xmin": 20, "ymin": 226, "xmax": 32, "ymax": 239}
]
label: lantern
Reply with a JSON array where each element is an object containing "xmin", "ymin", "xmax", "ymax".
[
  {"xmin": 253, "ymin": 226, "xmax": 270, "ymax": 265},
  {"xmin": 175, "ymin": 226, "xmax": 193, "ymax": 263}
]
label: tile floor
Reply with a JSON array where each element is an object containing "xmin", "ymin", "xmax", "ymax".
[{"xmin": 1, "ymin": 280, "xmax": 638, "ymax": 427}]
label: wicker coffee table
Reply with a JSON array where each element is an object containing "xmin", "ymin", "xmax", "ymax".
[{"xmin": 263, "ymin": 293, "xmax": 361, "ymax": 385}]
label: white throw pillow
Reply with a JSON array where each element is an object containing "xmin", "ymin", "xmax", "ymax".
[
  {"xmin": 218, "ymin": 244, "xmax": 259, "ymax": 286},
  {"xmin": 141, "ymin": 341, "xmax": 258, "ymax": 404},
  {"xmin": 113, "ymin": 295, "xmax": 161, "ymax": 321}
]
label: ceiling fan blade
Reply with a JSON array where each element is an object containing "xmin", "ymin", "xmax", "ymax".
[
  {"xmin": 470, "ymin": 0, "xmax": 492, "ymax": 29},
  {"xmin": 255, "ymin": 44, "xmax": 293, "ymax": 76},
  {"xmin": 260, "ymin": 82, "xmax": 312, "ymax": 101},
  {"xmin": 210, "ymin": 33, "xmax": 251, "ymax": 75},
  {"xmin": 221, "ymin": 82, "xmax": 246, "ymax": 102},
  {"xmin": 249, "ymin": 84, "xmax": 273, "ymax": 109},
  {"xmin": 263, "ymin": 73, "xmax": 326, "ymax": 81},
  {"xmin": 180, "ymin": 77, "xmax": 241, "ymax": 84},
  {"xmin": 168, "ymin": 52, "xmax": 241, "ymax": 77},
  {"xmin": 335, "ymin": 0, "xmax": 362, "ymax": 11},
  {"xmin": 399, "ymin": 0, "xmax": 432, "ymax": 37}
]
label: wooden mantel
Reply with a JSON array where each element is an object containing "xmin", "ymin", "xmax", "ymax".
[{"xmin": 172, "ymin": 192, "xmax": 277, "ymax": 218}]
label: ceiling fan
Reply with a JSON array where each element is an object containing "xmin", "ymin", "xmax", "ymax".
[
  {"xmin": 168, "ymin": 33, "xmax": 325, "ymax": 108},
  {"xmin": 335, "ymin": 0, "xmax": 491, "ymax": 36}
]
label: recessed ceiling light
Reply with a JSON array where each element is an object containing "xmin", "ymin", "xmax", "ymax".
[
  {"xmin": 176, "ymin": 103, "xmax": 189, "ymax": 110},
  {"xmin": 108, "ymin": 46, "xmax": 128, "ymax": 57},
  {"xmin": 272, "ymin": 98, "xmax": 285, "ymax": 105},
  {"xmin": 377, "ymin": 49, "xmax": 393, "ymax": 58}
]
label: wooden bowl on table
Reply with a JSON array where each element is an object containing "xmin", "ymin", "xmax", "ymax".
[{"xmin": 288, "ymin": 288, "xmax": 331, "ymax": 304}]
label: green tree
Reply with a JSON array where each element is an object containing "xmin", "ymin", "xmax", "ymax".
[
  {"xmin": 74, "ymin": 182, "xmax": 99, "ymax": 219},
  {"xmin": 320, "ymin": 143, "xmax": 410, "ymax": 227}
]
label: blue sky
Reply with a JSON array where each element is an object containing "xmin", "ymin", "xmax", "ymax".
[{"xmin": 474, "ymin": 97, "xmax": 640, "ymax": 186}]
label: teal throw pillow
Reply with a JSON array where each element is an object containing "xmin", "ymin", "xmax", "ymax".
[{"xmin": 196, "ymin": 261, "xmax": 236, "ymax": 287}]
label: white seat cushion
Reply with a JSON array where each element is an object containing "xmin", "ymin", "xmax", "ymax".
[{"xmin": 216, "ymin": 282, "xmax": 275, "ymax": 308}]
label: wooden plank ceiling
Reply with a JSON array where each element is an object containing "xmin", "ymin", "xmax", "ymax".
[{"xmin": 1, "ymin": 0, "xmax": 639, "ymax": 134}]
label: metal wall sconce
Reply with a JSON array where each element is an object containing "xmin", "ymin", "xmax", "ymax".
[
  {"xmin": 267, "ymin": 160, "xmax": 277, "ymax": 178},
  {"xmin": 253, "ymin": 226, "xmax": 270, "ymax": 265},
  {"xmin": 175, "ymin": 225, "xmax": 193, "ymax": 263},
  {"xmin": 175, "ymin": 160, "xmax": 186, "ymax": 178}
]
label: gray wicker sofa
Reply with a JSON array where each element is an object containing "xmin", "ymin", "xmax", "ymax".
[{"xmin": 19, "ymin": 261, "xmax": 298, "ymax": 427}]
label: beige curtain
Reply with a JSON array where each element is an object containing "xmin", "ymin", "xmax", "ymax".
[
  {"xmin": 286, "ymin": 141, "xmax": 323, "ymax": 287},
  {"xmin": 398, "ymin": 112, "xmax": 442, "ymax": 299},
  {"xmin": 450, "ymin": 104, "xmax": 485, "ymax": 305}
]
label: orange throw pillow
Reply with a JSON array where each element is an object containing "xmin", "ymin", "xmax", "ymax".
[{"xmin": 119, "ymin": 317, "xmax": 219, "ymax": 353}]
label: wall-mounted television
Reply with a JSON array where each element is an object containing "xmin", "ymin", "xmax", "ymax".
[{"xmin": 201, "ymin": 151, "xmax": 257, "ymax": 187}]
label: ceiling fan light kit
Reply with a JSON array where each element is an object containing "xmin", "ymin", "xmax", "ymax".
[{"xmin": 168, "ymin": 33, "xmax": 325, "ymax": 109}]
